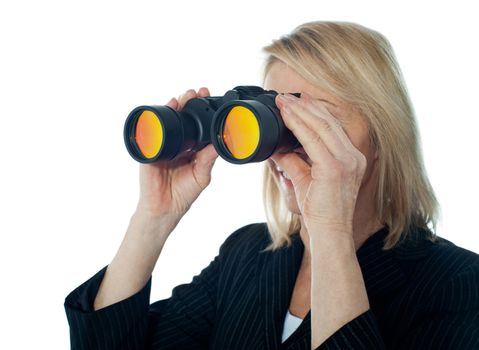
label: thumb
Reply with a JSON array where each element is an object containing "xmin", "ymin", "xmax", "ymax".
[
  {"xmin": 192, "ymin": 144, "xmax": 219, "ymax": 187},
  {"xmin": 270, "ymin": 152, "xmax": 310, "ymax": 186}
]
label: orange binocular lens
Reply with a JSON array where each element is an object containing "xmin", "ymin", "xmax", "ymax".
[
  {"xmin": 135, "ymin": 110, "xmax": 164, "ymax": 159},
  {"xmin": 222, "ymin": 106, "xmax": 260, "ymax": 160}
]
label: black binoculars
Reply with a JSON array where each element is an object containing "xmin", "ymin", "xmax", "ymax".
[{"xmin": 123, "ymin": 85, "xmax": 302, "ymax": 164}]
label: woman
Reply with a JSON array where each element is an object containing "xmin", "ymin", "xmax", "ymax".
[{"xmin": 64, "ymin": 22, "xmax": 479, "ymax": 349}]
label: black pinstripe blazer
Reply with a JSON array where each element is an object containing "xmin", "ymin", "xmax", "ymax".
[{"xmin": 64, "ymin": 223, "xmax": 479, "ymax": 349}]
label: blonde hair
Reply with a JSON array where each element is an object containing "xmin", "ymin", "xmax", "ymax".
[{"xmin": 261, "ymin": 21, "xmax": 440, "ymax": 251}]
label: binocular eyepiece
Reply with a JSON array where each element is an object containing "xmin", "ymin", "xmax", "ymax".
[{"xmin": 123, "ymin": 85, "xmax": 301, "ymax": 164}]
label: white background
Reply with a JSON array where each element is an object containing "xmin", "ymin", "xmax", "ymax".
[{"xmin": 1, "ymin": 0, "xmax": 478, "ymax": 348}]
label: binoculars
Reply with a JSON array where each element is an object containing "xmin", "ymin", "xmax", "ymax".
[{"xmin": 123, "ymin": 85, "xmax": 302, "ymax": 164}]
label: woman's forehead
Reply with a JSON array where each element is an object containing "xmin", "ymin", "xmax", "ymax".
[
  {"xmin": 265, "ymin": 62, "xmax": 372, "ymax": 137},
  {"xmin": 264, "ymin": 61, "xmax": 341, "ymax": 107}
]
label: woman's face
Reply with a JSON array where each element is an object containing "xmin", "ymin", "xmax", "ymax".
[{"xmin": 263, "ymin": 61, "xmax": 378, "ymax": 215}]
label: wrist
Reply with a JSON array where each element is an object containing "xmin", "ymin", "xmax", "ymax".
[
  {"xmin": 309, "ymin": 227, "xmax": 355, "ymax": 254},
  {"xmin": 128, "ymin": 210, "xmax": 179, "ymax": 243}
]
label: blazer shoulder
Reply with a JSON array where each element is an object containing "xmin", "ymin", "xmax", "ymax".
[
  {"xmin": 404, "ymin": 236, "xmax": 479, "ymax": 310},
  {"xmin": 396, "ymin": 231, "xmax": 479, "ymax": 274},
  {"xmin": 427, "ymin": 236, "xmax": 479, "ymax": 275},
  {"xmin": 427, "ymin": 240, "xmax": 479, "ymax": 311},
  {"xmin": 219, "ymin": 222, "xmax": 269, "ymax": 257}
]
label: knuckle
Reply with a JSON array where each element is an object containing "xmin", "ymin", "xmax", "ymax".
[
  {"xmin": 186, "ymin": 90, "xmax": 196, "ymax": 99},
  {"xmin": 329, "ymin": 159, "xmax": 346, "ymax": 176},
  {"xmin": 311, "ymin": 99, "xmax": 329, "ymax": 113},
  {"xmin": 297, "ymin": 98, "xmax": 309, "ymax": 109},
  {"xmin": 166, "ymin": 96, "xmax": 176, "ymax": 104},
  {"xmin": 310, "ymin": 163, "xmax": 326, "ymax": 179},
  {"xmin": 313, "ymin": 159, "xmax": 342, "ymax": 179},
  {"xmin": 357, "ymin": 154, "xmax": 367, "ymax": 173},
  {"xmin": 339, "ymin": 153, "xmax": 367, "ymax": 177},
  {"xmin": 177, "ymin": 89, "xmax": 198, "ymax": 110},
  {"xmin": 316, "ymin": 117, "xmax": 332, "ymax": 131},
  {"xmin": 179, "ymin": 89, "xmax": 196, "ymax": 101},
  {"xmin": 303, "ymin": 133, "xmax": 320, "ymax": 148},
  {"xmin": 345, "ymin": 156, "xmax": 358, "ymax": 172},
  {"xmin": 285, "ymin": 112, "xmax": 303, "ymax": 130}
]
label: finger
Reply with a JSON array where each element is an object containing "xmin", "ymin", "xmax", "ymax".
[
  {"xmin": 278, "ymin": 93, "xmax": 351, "ymax": 163},
  {"xmin": 166, "ymin": 97, "xmax": 179, "ymax": 110},
  {"xmin": 197, "ymin": 87, "xmax": 210, "ymax": 97},
  {"xmin": 270, "ymin": 151, "xmax": 311, "ymax": 187},
  {"xmin": 194, "ymin": 144, "xmax": 219, "ymax": 168},
  {"xmin": 192, "ymin": 144, "xmax": 219, "ymax": 188},
  {"xmin": 177, "ymin": 89, "xmax": 197, "ymax": 111},
  {"xmin": 302, "ymin": 92, "xmax": 358, "ymax": 152},
  {"xmin": 277, "ymin": 95, "xmax": 336, "ymax": 165}
]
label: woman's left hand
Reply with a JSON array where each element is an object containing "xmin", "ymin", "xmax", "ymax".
[{"xmin": 270, "ymin": 92, "xmax": 367, "ymax": 239}]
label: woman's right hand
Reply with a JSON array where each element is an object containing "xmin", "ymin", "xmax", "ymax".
[
  {"xmin": 93, "ymin": 88, "xmax": 218, "ymax": 311},
  {"xmin": 135, "ymin": 87, "xmax": 219, "ymax": 224}
]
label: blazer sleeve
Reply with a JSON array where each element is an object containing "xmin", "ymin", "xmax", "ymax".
[
  {"xmin": 315, "ymin": 260, "xmax": 479, "ymax": 350},
  {"xmin": 314, "ymin": 309, "xmax": 386, "ymax": 349},
  {"xmin": 64, "ymin": 224, "xmax": 248, "ymax": 350},
  {"xmin": 64, "ymin": 265, "xmax": 152, "ymax": 350}
]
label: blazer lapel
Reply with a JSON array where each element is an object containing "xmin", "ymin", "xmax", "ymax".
[
  {"xmin": 257, "ymin": 232, "xmax": 305, "ymax": 350},
  {"xmin": 257, "ymin": 225, "xmax": 429, "ymax": 349}
]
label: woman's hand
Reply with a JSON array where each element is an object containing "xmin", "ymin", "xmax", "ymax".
[
  {"xmin": 272, "ymin": 92, "xmax": 371, "ymax": 347},
  {"xmin": 95, "ymin": 88, "xmax": 219, "ymax": 311},
  {"xmin": 270, "ymin": 92, "xmax": 367, "ymax": 238},
  {"xmin": 136, "ymin": 87, "xmax": 219, "ymax": 223}
]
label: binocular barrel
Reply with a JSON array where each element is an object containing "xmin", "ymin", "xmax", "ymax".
[{"xmin": 123, "ymin": 85, "xmax": 301, "ymax": 164}]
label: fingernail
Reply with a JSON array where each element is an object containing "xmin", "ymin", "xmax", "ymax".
[{"xmin": 276, "ymin": 95, "xmax": 287, "ymax": 108}]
